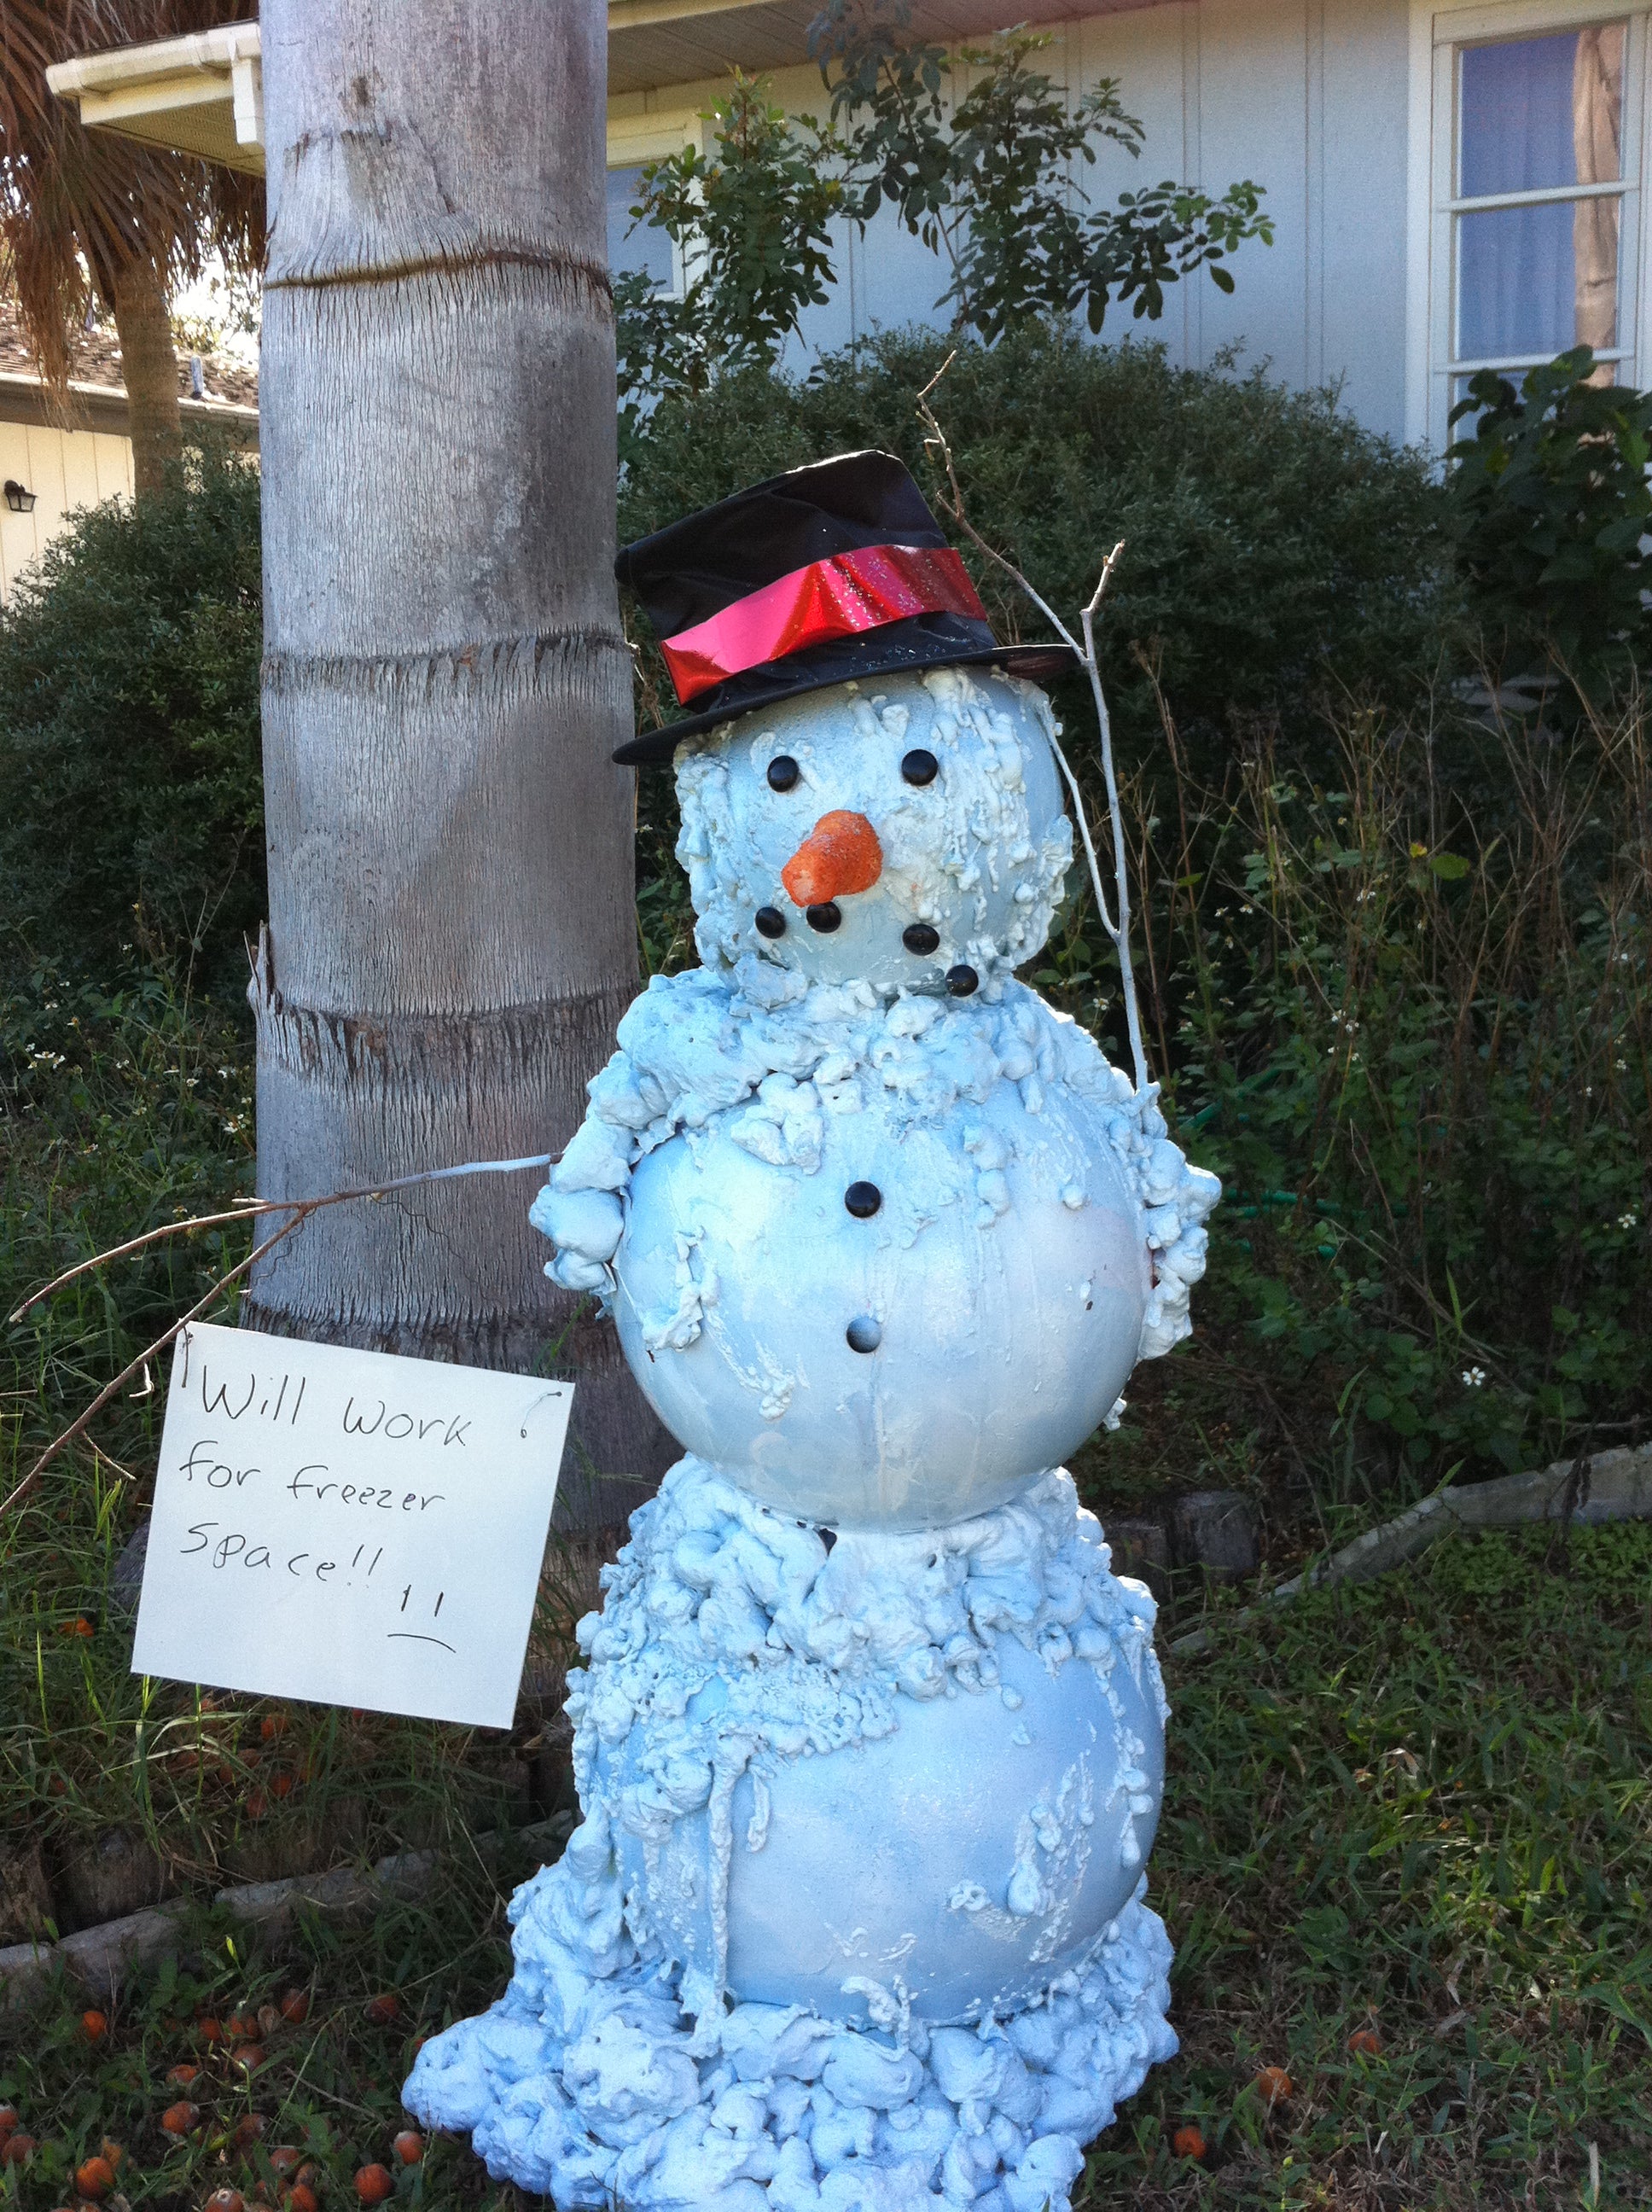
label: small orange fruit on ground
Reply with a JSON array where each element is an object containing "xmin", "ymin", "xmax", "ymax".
[
  {"xmin": 1253, "ymin": 2065, "xmax": 1294, "ymax": 2105},
  {"xmin": 233, "ymin": 2116, "xmax": 266, "ymax": 2149},
  {"xmin": 294, "ymin": 2164, "xmax": 319, "ymax": 2189},
  {"xmin": 269, "ymin": 2148, "xmax": 303, "ymax": 2177},
  {"xmin": 390, "ymin": 2132, "xmax": 422, "ymax": 2167},
  {"xmin": 3, "ymin": 2136, "xmax": 37, "ymax": 2166},
  {"xmin": 75, "ymin": 2157, "xmax": 116, "ymax": 2198},
  {"xmin": 81, "ymin": 2009, "xmax": 108, "ymax": 2042},
  {"xmin": 258, "ymin": 2004, "xmax": 283, "ymax": 2040},
  {"xmin": 354, "ymin": 2164, "xmax": 393, "ymax": 2205},
  {"xmin": 228, "ymin": 2012, "xmax": 259, "ymax": 2040},
  {"xmin": 270, "ymin": 1773, "xmax": 295, "ymax": 1801},
  {"xmin": 364, "ymin": 1994, "xmax": 399, "ymax": 2027},
  {"xmin": 286, "ymin": 2186, "xmax": 318, "ymax": 2212},
  {"xmin": 259, "ymin": 1713, "xmax": 289, "ymax": 1741},
  {"xmin": 205, "ymin": 2191, "xmax": 246, "ymax": 2212},
  {"xmin": 160, "ymin": 2103, "xmax": 201, "ymax": 2139},
  {"xmin": 278, "ymin": 1991, "xmax": 310, "ymax": 2027},
  {"xmin": 1171, "ymin": 2122, "xmax": 1207, "ymax": 2160},
  {"xmin": 246, "ymin": 1789, "xmax": 268, "ymax": 1821},
  {"xmin": 196, "ymin": 2016, "xmax": 224, "ymax": 2044},
  {"xmin": 166, "ymin": 2064, "xmax": 200, "ymax": 2087},
  {"xmin": 99, "ymin": 2142, "xmax": 124, "ymax": 2173},
  {"xmin": 0, "ymin": 2108, "xmax": 17, "ymax": 2145},
  {"xmin": 58, "ymin": 1616, "xmax": 95, "ymax": 1638},
  {"xmin": 230, "ymin": 2043, "xmax": 265, "ymax": 2072},
  {"xmin": 1347, "ymin": 2027, "xmax": 1382, "ymax": 2057}
]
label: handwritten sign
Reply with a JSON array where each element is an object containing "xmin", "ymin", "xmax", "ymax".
[{"xmin": 131, "ymin": 1324, "xmax": 572, "ymax": 1727}]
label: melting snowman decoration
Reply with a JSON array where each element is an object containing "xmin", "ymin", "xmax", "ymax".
[{"xmin": 406, "ymin": 455, "xmax": 1220, "ymax": 2212}]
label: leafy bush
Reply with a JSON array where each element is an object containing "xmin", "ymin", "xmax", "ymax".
[
  {"xmin": 620, "ymin": 324, "xmax": 1457, "ymax": 786},
  {"xmin": 614, "ymin": 15, "xmax": 1271, "ymax": 436},
  {"xmin": 0, "ymin": 443, "xmax": 263, "ymax": 992},
  {"xmin": 809, "ymin": 9, "xmax": 1271, "ymax": 341},
  {"xmin": 1447, "ymin": 345, "xmax": 1652, "ymax": 692}
]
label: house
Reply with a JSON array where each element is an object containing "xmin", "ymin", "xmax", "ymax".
[
  {"xmin": 0, "ymin": 294, "xmax": 258, "ymax": 602},
  {"xmin": 45, "ymin": 1, "xmax": 1645, "ymax": 457}
]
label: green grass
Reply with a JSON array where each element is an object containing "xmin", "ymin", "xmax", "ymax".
[
  {"xmin": 1093, "ymin": 1522, "xmax": 1652, "ymax": 2209},
  {"xmin": 3, "ymin": 1524, "xmax": 1647, "ymax": 2210}
]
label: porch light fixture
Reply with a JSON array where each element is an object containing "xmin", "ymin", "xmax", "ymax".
[{"xmin": 3, "ymin": 480, "xmax": 36, "ymax": 513}]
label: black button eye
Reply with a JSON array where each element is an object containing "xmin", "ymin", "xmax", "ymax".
[
  {"xmin": 945, "ymin": 963, "xmax": 980, "ymax": 998},
  {"xmin": 754, "ymin": 906, "xmax": 786, "ymax": 940},
  {"xmin": 806, "ymin": 902, "xmax": 842, "ymax": 933},
  {"xmin": 901, "ymin": 748, "xmax": 939, "ymax": 787},
  {"xmin": 767, "ymin": 755, "xmax": 800, "ymax": 791},
  {"xmin": 903, "ymin": 923, "xmax": 940, "ymax": 956},
  {"xmin": 844, "ymin": 1181, "xmax": 881, "ymax": 1218}
]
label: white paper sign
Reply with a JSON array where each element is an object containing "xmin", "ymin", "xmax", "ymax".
[{"xmin": 131, "ymin": 1323, "xmax": 573, "ymax": 1727}]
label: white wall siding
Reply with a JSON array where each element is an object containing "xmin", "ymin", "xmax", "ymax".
[
  {"xmin": 1318, "ymin": 1, "xmax": 1412, "ymax": 439},
  {"xmin": 0, "ymin": 421, "xmax": 135, "ymax": 602}
]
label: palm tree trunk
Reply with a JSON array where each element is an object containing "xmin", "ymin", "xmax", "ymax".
[
  {"xmin": 111, "ymin": 258, "xmax": 181, "ymax": 501},
  {"xmin": 251, "ymin": 0, "xmax": 668, "ymax": 1528}
]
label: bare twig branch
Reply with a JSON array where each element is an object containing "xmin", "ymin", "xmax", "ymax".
[
  {"xmin": 3, "ymin": 1148, "xmax": 564, "ymax": 1522},
  {"xmin": 9, "ymin": 1151, "xmax": 560, "ymax": 1324},
  {"xmin": 9, "ymin": 1203, "xmax": 270, "ymax": 1324},
  {"xmin": 1, "ymin": 1214, "xmax": 308, "ymax": 1522},
  {"xmin": 916, "ymin": 370, "xmax": 1149, "ymax": 1091}
]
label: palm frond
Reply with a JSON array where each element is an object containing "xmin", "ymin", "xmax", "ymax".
[{"xmin": 0, "ymin": 1, "xmax": 264, "ymax": 391}]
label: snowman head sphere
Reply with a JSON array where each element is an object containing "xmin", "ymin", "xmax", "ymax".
[{"xmin": 616, "ymin": 453, "xmax": 1079, "ymax": 995}]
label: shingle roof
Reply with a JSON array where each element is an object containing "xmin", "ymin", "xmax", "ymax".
[{"xmin": 0, "ymin": 291, "xmax": 259, "ymax": 410}]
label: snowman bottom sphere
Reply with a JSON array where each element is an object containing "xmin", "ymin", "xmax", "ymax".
[
  {"xmin": 579, "ymin": 1464, "xmax": 1167, "ymax": 2028},
  {"xmin": 404, "ymin": 1458, "xmax": 1179, "ymax": 2209}
]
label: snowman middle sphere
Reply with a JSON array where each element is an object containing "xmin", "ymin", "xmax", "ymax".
[{"xmin": 613, "ymin": 1010, "xmax": 1149, "ymax": 1531}]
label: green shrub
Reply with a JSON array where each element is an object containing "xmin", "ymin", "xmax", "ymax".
[
  {"xmin": 1127, "ymin": 693, "xmax": 1651, "ymax": 1490},
  {"xmin": 0, "ymin": 443, "xmax": 263, "ymax": 993},
  {"xmin": 1447, "ymin": 346, "xmax": 1652, "ymax": 693},
  {"xmin": 620, "ymin": 323, "xmax": 1457, "ymax": 788}
]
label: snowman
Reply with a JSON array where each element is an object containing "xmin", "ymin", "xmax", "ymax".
[{"xmin": 405, "ymin": 453, "xmax": 1219, "ymax": 2212}]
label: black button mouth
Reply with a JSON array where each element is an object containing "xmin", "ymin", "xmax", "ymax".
[
  {"xmin": 901, "ymin": 748, "xmax": 939, "ymax": 786},
  {"xmin": 945, "ymin": 963, "xmax": 980, "ymax": 997},
  {"xmin": 844, "ymin": 1181, "xmax": 882, "ymax": 1218},
  {"xmin": 806, "ymin": 902, "xmax": 842, "ymax": 933},
  {"xmin": 846, "ymin": 1315, "xmax": 882, "ymax": 1353},
  {"xmin": 903, "ymin": 923, "xmax": 940, "ymax": 956},
  {"xmin": 754, "ymin": 906, "xmax": 787, "ymax": 940}
]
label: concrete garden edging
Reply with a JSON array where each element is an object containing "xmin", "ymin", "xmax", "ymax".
[
  {"xmin": 0, "ymin": 1813, "xmax": 573, "ymax": 2005},
  {"xmin": 1168, "ymin": 1440, "xmax": 1652, "ymax": 1658}
]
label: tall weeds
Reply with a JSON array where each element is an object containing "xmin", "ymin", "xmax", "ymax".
[{"xmin": 1131, "ymin": 688, "xmax": 1650, "ymax": 1492}]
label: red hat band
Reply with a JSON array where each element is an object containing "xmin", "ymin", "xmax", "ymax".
[{"xmin": 661, "ymin": 543, "xmax": 987, "ymax": 707}]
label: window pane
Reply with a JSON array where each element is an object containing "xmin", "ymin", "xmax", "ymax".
[
  {"xmin": 1457, "ymin": 195, "xmax": 1620, "ymax": 358},
  {"xmin": 1458, "ymin": 24, "xmax": 1624, "ymax": 197},
  {"xmin": 607, "ymin": 165, "xmax": 674, "ymax": 291}
]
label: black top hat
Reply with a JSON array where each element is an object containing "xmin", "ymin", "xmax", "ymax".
[{"xmin": 612, "ymin": 450, "xmax": 1075, "ymax": 765}]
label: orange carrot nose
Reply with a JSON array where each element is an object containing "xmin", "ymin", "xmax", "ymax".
[{"xmin": 781, "ymin": 811, "xmax": 883, "ymax": 906}]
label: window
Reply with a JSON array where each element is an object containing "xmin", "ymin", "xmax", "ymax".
[
  {"xmin": 607, "ymin": 164, "xmax": 677, "ymax": 295},
  {"xmin": 1416, "ymin": 4, "xmax": 1648, "ymax": 445}
]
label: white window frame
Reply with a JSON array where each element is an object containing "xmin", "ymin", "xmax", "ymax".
[
  {"xmin": 1406, "ymin": 0, "xmax": 1652, "ymax": 448},
  {"xmin": 605, "ymin": 109, "xmax": 703, "ymax": 302}
]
